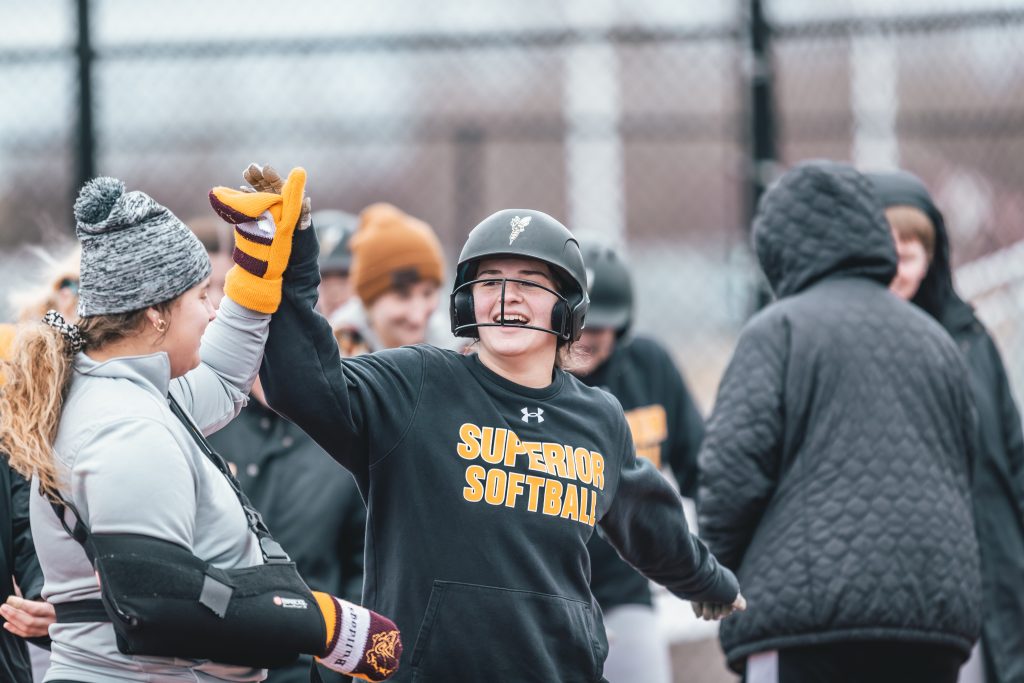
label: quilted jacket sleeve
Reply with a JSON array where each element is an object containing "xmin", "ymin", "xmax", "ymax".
[{"xmin": 698, "ymin": 310, "xmax": 788, "ymax": 571}]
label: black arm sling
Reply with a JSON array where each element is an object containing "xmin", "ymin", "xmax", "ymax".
[{"xmin": 49, "ymin": 395, "xmax": 329, "ymax": 674}]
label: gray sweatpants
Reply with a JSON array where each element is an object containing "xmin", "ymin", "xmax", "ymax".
[{"xmin": 602, "ymin": 604, "xmax": 671, "ymax": 683}]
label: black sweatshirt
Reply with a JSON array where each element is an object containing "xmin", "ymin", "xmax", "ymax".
[
  {"xmin": 580, "ymin": 336, "xmax": 705, "ymax": 611},
  {"xmin": 869, "ymin": 170, "xmax": 1024, "ymax": 683},
  {"xmin": 1, "ymin": 460, "xmax": 46, "ymax": 683},
  {"xmin": 261, "ymin": 228, "xmax": 738, "ymax": 683}
]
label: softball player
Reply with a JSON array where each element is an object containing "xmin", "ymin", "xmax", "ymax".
[{"xmin": 254, "ymin": 162, "xmax": 743, "ymax": 683}]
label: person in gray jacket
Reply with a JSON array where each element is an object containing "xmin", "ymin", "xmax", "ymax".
[
  {"xmin": 698, "ymin": 161, "xmax": 981, "ymax": 683},
  {"xmin": 0, "ymin": 170, "xmax": 399, "ymax": 683}
]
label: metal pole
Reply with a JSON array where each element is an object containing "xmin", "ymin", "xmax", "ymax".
[
  {"xmin": 745, "ymin": 0, "xmax": 777, "ymax": 224},
  {"xmin": 453, "ymin": 126, "xmax": 485, "ymax": 239},
  {"xmin": 742, "ymin": 0, "xmax": 778, "ymax": 310},
  {"xmin": 75, "ymin": 0, "xmax": 96, "ymax": 195}
]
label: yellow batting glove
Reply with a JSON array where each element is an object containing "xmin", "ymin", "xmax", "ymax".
[{"xmin": 209, "ymin": 167, "xmax": 306, "ymax": 313}]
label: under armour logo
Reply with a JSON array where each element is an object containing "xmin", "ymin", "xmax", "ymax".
[
  {"xmin": 509, "ymin": 215, "xmax": 531, "ymax": 245},
  {"xmin": 521, "ymin": 407, "xmax": 544, "ymax": 423}
]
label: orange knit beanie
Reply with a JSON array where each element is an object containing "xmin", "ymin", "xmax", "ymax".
[{"xmin": 351, "ymin": 203, "xmax": 445, "ymax": 305}]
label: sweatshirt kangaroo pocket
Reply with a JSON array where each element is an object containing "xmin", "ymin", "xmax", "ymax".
[{"xmin": 410, "ymin": 580, "xmax": 602, "ymax": 683}]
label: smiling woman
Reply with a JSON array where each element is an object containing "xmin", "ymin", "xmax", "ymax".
[
  {"xmin": 255, "ymin": 176, "xmax": 745, "ymax": 683},
  {"xmin": 0, "ymin": 171, "xmax": 400, "ymax": 683}
]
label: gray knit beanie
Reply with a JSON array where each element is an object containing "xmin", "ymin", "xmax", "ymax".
[{"xmin": 74, "ymin": 177, "xmax": 212, "ymax": 317}]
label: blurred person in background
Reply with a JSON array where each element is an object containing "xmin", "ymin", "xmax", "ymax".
[
  {"xmin": 870, "ymin": 170, "xmax": 1024, "ymax": 683},
  {"xmin": 330, "ymin": 203, "xmax": 447, "ymax": 355},
  {"xmin": 0, "ymin": 247, "xmax": 82, "ymax": 355},
  {"xmin": 0, "ymin": 451, "xmax": 52, "ymax": 683},
  {"xmin": 313, "ymin": 209, "xmax": 358, "ymax": 318},
  {"xmin": 206, "ymin": 381, "xmax": 366, "ymax": 683},
  {"xmin": 10, "ymin": 247, "xmax": 81, "ymax": 324},
  {"xmin": 569, "ymin": 242, "xmax": 705, "ymax": 683},
  {"xmin": 0, "ymin": 171, "xmax": 401, "ymax": 683},
  {"xmin": 1, "ymin": 328, "xmax": 54, "ymax": 683},
  {"xmin": 0, "ymin": 463, "xmax": 53, "ymax": 683},
  {"xmin": 698, "ymin": 161, "xmax": 980, "ymax": 683},
  {"xmin": 205, "ymin": 209, "xmax": 365, "ymax": 683}
]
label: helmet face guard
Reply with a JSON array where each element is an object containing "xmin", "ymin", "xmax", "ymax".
[
  {"xmin": 450, "ymin": 276, "xmax": 575, "ymax": 341},
  {"xmin": 450, "ymin": 209, "xmax": 590, "ymax": 342}
]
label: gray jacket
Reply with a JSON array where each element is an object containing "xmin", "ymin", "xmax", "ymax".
[
  {"xmin": 698, "ymin": 161, "xmax": 980, "ymax": 670},
  {"xmin": 31, "ymin": 298, "xmax": 269, "ymax": 683}
]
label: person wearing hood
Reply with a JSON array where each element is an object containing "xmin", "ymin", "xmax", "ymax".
[
  {"xmin": 569, "ymin": 242, "xmax": 706, "ymax": 683},
  {"xmin": 329, "ymin": 203, "xmax": 447, "ymax": 356},
  {"xmin": 698, "ymin": 160, "xmax": 981, "ymax": 682},
  {"xmin": 870, "ymin": 170, "xmax": 1024, "ymax": 683}
]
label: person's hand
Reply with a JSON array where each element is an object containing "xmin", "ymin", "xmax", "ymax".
[
  {"xmin": 209, "ymin": 166, "xmax": 308, "ymax": 313},
  {"xmin": 243, "ymin": 163, "xmax": 312, "ymax": 230},
  {"xmin": 690, "ymin": 593, "xmax": 747, "ymax": 621},
  {"xmin": 1, "ymin": 595, "xmax": 56, "ymax": 638}
]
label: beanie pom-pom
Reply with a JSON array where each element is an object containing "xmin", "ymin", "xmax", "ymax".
[{"xmin": 74, "ymin": 177, "xmax": 125, "ymax": 226}]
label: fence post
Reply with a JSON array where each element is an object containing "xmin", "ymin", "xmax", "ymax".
[
  {"xmin": 453, "ymin": 126, "xmax": 485, "ymax": 238},
  {"xmin": 744, "ymin": 0, "xmax": 777, "ymax": 224},
  {"xmin": 742, "ymin": 0, "xmax": 777, "ymax": 308},
  {"xmin": 75, "ymin": 0, "xmax": 96, "ymax": 195}
]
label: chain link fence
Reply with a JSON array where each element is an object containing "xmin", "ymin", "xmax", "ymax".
[
  {"xmin": 2, "ymin": 4, "xmax": 1024, "ymax": 682},
  {"xmin": 2, "ymin": 0, "xmax": 1023, "ymax": 405}
]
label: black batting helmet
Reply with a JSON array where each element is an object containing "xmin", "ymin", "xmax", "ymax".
[
  {"xmin": 450, "ymin": 209, "xmax": 589, "ymax": 341},
  {"xmin": 580, "ymin": 242, "xmax": 633, "ymax": 335}
]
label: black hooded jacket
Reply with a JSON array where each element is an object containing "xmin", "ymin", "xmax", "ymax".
[
  {"xmin": 871, "ymin": 170, "xmax": 1024, "ymax": 683},
  {"xmin": 1, "ymin": 459, "xmax": 46, "ymax": 683},
  {"xmin": 698, "ymin": 161, "xmax": 981, "ymax": 670}
]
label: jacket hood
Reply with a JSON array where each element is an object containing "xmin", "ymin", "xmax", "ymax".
[
  {"xmin": 866, "ymin": 170, "xmax": 976, "ymax": 334},
  {"xmin": 753, "ymin": 160, "xmax": 898, "ymax": 299}
]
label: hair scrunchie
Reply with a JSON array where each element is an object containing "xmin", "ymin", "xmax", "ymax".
[{"xmin": 43, "ymin": 310, "xmax": 84, "ymax": 354}]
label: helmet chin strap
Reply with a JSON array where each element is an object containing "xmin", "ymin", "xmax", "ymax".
[{"xmin": 452, "ymin": 277, "xmax": 569, "ymax": 340}]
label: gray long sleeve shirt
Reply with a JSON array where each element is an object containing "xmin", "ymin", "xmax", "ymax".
[{"xmin": 31, "ymin": 298, "xmax": 270, "ymax": 683}]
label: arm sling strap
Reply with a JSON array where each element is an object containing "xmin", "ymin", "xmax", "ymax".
[{"xmin": 49, "ymin": 395, "xmax": 329, "ymax": 672}]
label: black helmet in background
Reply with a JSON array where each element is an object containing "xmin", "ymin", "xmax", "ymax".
[
  {"xmin": 579, "ymin": 242, "xmax": 633, "ymax": 335},
  {"xmin": 313, "ymin": 209, "xmax": 358, "ymax": 275},
  {"xmin": 450, "ymin": 209, "xmax": 589, "ymax": 341}
]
